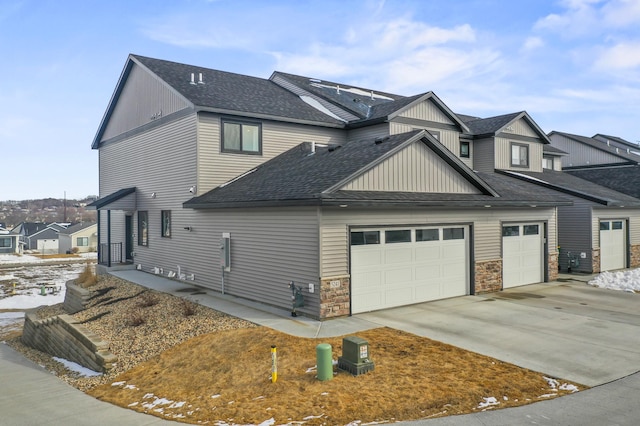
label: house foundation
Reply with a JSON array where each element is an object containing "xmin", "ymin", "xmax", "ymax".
[
  {"xmin": 474, "ymin": 259, "xmax": 502, "ymax": 293},
  {"xmin": 630, "ymin": 245, "xmax": 640, "ymax": 269},
  {"xmin": 592, "ymin": 248, "xmax": 601, "ymax": 274},
  {"xmin": 320, "ymin": 275, "xmax": 350, "ymax": 319},
  {"xmin": 548, "ymin": 252, "xmax": 559, "ymax": 282}
]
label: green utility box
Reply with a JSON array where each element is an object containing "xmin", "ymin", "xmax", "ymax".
[{"xmin": 337, "ymin": 336, "xmax": 375, "ymax": 376}]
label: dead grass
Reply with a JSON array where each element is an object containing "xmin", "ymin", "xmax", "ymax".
[
  {"xmin": 76, "ymin": 261, "xmax": 98, "ymax": 287},
  {"xmin": 89, "ymin": 327, "xmax": 583, "ymax": 425},
  {"xmin": 34, "ymin": 253, "xmax": 84, "ymax": 259}
]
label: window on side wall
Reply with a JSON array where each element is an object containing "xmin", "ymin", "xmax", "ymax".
[
  {"xmin": 460, "ymin": 141, "xmax": 470, "ymax": 158},
  {"xmin": 77, "ymin": 237, "xmax": 89, "ymax": 246},
  {"xmin": 542, "ymin": 156, "xmax": 554, "ymax": 170},
  {"xmin": 161, "ymin": 210, "xmax": 171, "ymax": 238},
  {"xmin": 138, "ymin": 211, "xmax": 148, "ymax": 246},
  {"xmin": 511, "ymin": 143, "xmax": 529, "ymax": 167},
  {"xmin": 222, "ymin": 119, "xmax": 261, "ymax": 154},
  {"xmin": 0, "ymin": 237, "xmax": 11, "ymax": 248}
]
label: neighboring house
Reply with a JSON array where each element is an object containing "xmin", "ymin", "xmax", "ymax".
[
  {"xmin": 548, "ymin": 131, "xmax": 640, "ymax": 170},
  {"xmin": 91, "ymin": 54, "xmax": 576, "ymax": 319},
  {"xmin": 592, "ymin": 134, "xmax": 640, "ymax": 155},
  {"xmin": 10, "ymin": 222, "xmax": 68, "ymax": 252},
  {"xmin": 58, "ymin": 222, "xmax": 98, "ymax": 254},
  {"xmin": 0, "ymin": 226, "xmax": 20, "ymax": 254}
]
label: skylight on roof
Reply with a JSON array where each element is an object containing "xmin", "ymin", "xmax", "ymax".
[{"xmin": 299, "ymin": 96, "xmax": 347, "ymax": 122}]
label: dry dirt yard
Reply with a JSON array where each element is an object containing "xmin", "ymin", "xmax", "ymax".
[{"xmin": 4, "ymin": 275, "xmax": 584, "ymax": 425}]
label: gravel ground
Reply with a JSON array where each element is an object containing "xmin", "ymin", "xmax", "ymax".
[{"xmin": 5, "ymin": 275, "xmax": 257, "ymax": 392}]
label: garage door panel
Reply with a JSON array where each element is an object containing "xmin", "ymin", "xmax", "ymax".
[
  {"xmin": 351, "ymin": 225, "xmax": 469, "ymax": 313},
  {"xmin": 384, "ymin": 247, "xmax": 414, "ymax": 264},
  {"xmin": 503, "ymin": 223, "xmax": 543, "ymax": 289},
  {"xmin": 600, "ymin": 221, "xmax": 626, "ymax": 271}
]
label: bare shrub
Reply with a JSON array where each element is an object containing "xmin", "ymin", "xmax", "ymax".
[
  {"xmin": 179, "ymin": 299, "xmax": 198, "ymax": 317},
  {"xmin": 127, "ymin": 311, "xmax": 146, "ymax": 327},
  {"xmin": 138, "ymin": 291, "xmax": 159, "ymax": 307},
  {"xmin": 76, "ymin": 262, "xmax": 98, "ymax": 288}
]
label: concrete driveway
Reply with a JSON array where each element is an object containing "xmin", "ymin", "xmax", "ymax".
[{"xmin": 356, "ymin": 276, "xmax": 640, "ymax": 387}]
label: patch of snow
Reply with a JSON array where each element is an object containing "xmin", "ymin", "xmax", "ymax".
[
  {"xmin": 477, "ymin": 396, "xmax": 499, "ymax": 409},
  {"xmin": 112, "ymin": 381, "xmax": 126, "ymax": 386},
  {"xmin": 560, "ymin": 383, "xmax": 579, "ymax": 393},
  {"xmin": 543, "ymin": 376, "xmax": 559, "ymax": 389},
  {"xmin": 303, "ymin": 414, "xmax": 325, "ymax": 420},
  {"xmin": 52, "ymin": 356, "xmax": 102, "ymax": 377},
  {"xmin": 211, "ymin": 394, "xmax": 221, "ymax": 399},
  {"xmin": 538, "ymin": 393, "xmax": 556, "ymax": 398},
  {"xmin": 128, "ymin": 401, "xmax": 139, "ymax": 407},
  {"xmin": 588, "ymin": 268, "xmax": 640, "ymax": 292}
]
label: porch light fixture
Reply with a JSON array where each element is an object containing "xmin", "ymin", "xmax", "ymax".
[
  {"xmin": 151, "ymin": 192, "xmax": 156, "ymax": 199},
  {"xmin": 189, "ymin": 186, "xmax": 197, "ymax": 194}
]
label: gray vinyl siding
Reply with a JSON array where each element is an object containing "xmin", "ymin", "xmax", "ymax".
[
  {"xmin": 397, "ymin": 100, "xmax": 455, "ymax": 124},
  {"xmin": 97, "ymin": 114, "xmax": 197, "ymax": 257},
  {"xmin": 341, "ymin": 141, "xmax": 481, "ymax": 193},
  {"xmin": 319, "ymin": 207, "xmax": 557, "ymax": 278},
  {"xmin": 557, "ymin": 199, "xmax": 594, "ymax": 272},
  {"xmin": 347, "ymin": 123, "xmax": 390, "ymax": 141},
  {"xmin": 495, "ymin": 137, "xmax": 544, "ymax": 172},
  {"xmin": 503, "ymin": 118, "xmax": 538, "ymax": 138},
  {"xmin": 132, "ymin": 207, "xmax": 320, "ymax": 317},
  {"xmin": 550, "ymin": 133, "xmax": 627, "ymax": 168},
  {"xmin": 197, "ymin": 113, "xmax": 347, "ymax": 193},
  {"xmin": 102, "ymin": 63, "xmax": 190, "ymax": 140},
  {"xmin": 473, "ymin": 138, "xmax": 495, "ymax": 172}
]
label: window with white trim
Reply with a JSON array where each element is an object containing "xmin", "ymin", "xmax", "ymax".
[{"xmin": 76, "ymin": 237, "xmax": 89, "ymax": 246}]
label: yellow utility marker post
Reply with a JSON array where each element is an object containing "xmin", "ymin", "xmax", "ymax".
[{"xmin": 271, "ymin": 345, "xmax": 277, "ymax": 383}]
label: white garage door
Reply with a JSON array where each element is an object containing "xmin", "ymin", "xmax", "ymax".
[
  {"xmin": 350, "ymin": 226, "xmax": 468, "ymax": 314},
  {"xmin": 600, "ymin": 220, "xmax": 626, "ymax": 271},
  {"xmin": 502, "ymin": 223, "xmax": 543, "ymax": 289}
]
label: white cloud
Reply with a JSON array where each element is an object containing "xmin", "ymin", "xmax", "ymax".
[
  {"xmin": 602, "ymin": 0, "xmax": 640, "ymax": 27},
  {"xmin": 594, "ymin": 41, "xmax": 640, "ymax": 70},
  {"xmin": 522, "ymin": 36, "xmax": 544, "ymax": 51}
]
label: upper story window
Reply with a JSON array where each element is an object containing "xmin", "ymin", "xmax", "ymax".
[
  {"xmin": 222, "ymin": 119, "xmax": 261, "ymax": 154},
  {"xmin": 542, "ymin": 155, "xmax": 554, "ymax": 170},
  {"xmin": 511, "ymin": 143, "xmax": 529, "ymax": 167},
  {"xmin": 460, "ymin": 141, "xmax": 470, "ymax": 158}
]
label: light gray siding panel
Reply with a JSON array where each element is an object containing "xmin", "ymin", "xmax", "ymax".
[
  {"xmin": 389, "ymin": 122, "xmax": 414, "ymax": 135},
  {"xmin": 341, "ymin": 141, "xmax": 481, "ymax": 193},
  {"xmin": 502, "ymin": 118, "xmax": 538, "ymax": 138},
  {"xmin": 347, "ymin": 123, "xmax": 390, "ymax": 141},
  {"xmin": 550, "ymin": 133, "xmax": 626, "ymax": 168},
  {"xmin": 103, "ymin": 64, "xmax": 190, "ymax": 141},
  {"xmin": 97, "ymin": 114, "xmax": 197, "ymax": 257},
  {"xmin": 473, "ymin": 138, "xmax": 495, "ymax": 172},
  {"xmin": 495, "ymin": 137, "xmax": 544, "ymax": 172},
  {"xmin": 398, "ymin": 100, "xmax": 454, "ymax": 124},
  {"xmin": 389, "ymin": 122, "xmax": 471, "ymax": 167},
  {"xmin": 197, "ymin": 113, "xmax": 347, "ymax": 193},
  {"xmin": 320, "ymin": 207, "xmax": 557, "ymax": 277}
]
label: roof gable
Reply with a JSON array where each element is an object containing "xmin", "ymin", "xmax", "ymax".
[
  {"xmin": 549, "ymin": 131, "xmax": 640, "ymax": 165},
  {"xmin": 339, "ymin": 138, "xmax": 482, "ymax": 194},
  {"xmin": 464, "ymin": 111, "xmax": 550, "ymax": 143}
]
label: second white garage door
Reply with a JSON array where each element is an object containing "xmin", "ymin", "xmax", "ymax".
[
  {"xmin": 600, "ymin": 220, "xmax": 626, "ymax": 271},
  {"xmin": 350, "ymin": 226, "xmax": 468, "ymax": 314},
  {"xmin": 502, "ymin": 223, "xmax": 544, "ymax": 289}
]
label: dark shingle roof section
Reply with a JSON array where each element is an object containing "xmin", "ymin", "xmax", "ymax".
[
  {"xmin": 132, "ymin": 55, "xmax": 344, "ymax": 126},
  {"xmin": 498, "ymin": 169, "xmax": 640, "ymax": 207},
  {"xmin": 270, "ymin": 72, "xmax": 403, "ymax": 119},
  {"xmin": 463, "ymin": 112, "xmax": 522, "ymax": 136},
  {"xmin": 543, "ymin": 144, "xmax": 568, "ymax": 155},
  {"xmin": 551, "ymin": 131, "xmax": 640, "ymax": 164},
  {"xmin": 567, "ymin": 166, "xmax": 640, "ymax": 199},
  {"xmin": 184, "ymin": 131, "xmax": 572, "ymax": 209},
  {"xmin": 59, "ymin": 222, "xmax": 96, "ymax": 235}
]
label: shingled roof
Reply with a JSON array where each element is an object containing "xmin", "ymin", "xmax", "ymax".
[
  {"xmin": 550, "ymin": 131, "xmax": 640, "ymax": 165},
  {"xmin": 567, "ymin": 166, "xmax": 640, "ymax": 199},
  {"xmin": 184, "ymin": 130, "xmax": 571, "ymax": 209},
  {"xmin": 498, "ymin": 169, "xmax": 640, "ymax": 207}
]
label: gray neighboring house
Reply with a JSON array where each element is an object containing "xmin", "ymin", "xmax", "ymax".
[
  {"xmin": 0, "ymin": 226, "xmax": 20, "ymax": 254},
  {"xmin": 90, "ymin": 54, "xmax": 573, "ymax": 319},
  {"xmin": 58, "ymin": 222, "xmax": 98, "ymax": 254}
]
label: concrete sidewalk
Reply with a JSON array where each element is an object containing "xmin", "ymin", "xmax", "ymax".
[{"xmin": 2, "ymin": 269, "xmax": 639, "ymax": 425}]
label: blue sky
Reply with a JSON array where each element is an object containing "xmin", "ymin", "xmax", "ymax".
[{"xmin": 1, "ymin": 0, "xmax": 639, "ymax": 200}]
